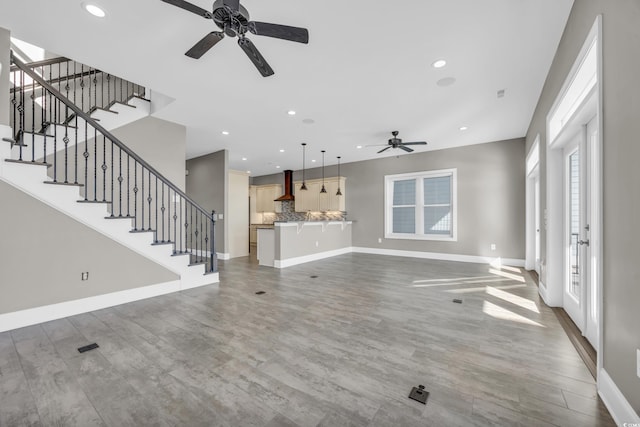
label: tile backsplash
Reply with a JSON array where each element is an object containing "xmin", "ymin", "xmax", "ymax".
[{"xmin": 262, "ymin": 201, "xmax": 346, "ymax": 223}]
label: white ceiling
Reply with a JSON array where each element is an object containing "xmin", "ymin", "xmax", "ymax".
[{"xmin": 1, "ymin": 0, "xmax": 573, "ymax": 177}]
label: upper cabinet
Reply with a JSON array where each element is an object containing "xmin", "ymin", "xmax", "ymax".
[
  {"xmin": 294, "ymin": 177, "xmax": 346, "ymax": 212},
  {"xmin": 254, "ymin": 184, "xmax": 282, "ymax": 213}
]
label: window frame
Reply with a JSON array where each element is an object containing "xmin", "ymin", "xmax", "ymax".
[{"xmin": 384, "ymin": 168, "xmax": 457, "ymax": 241}]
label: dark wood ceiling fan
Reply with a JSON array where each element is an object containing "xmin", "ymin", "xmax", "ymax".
[{"xmin": 161, "ymin": 0, "xmax": 309, "ymax": 77}]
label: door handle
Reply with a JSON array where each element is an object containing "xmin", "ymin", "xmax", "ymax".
[{"xmin": 578, "ymin": 239, "xmax": 590, "ymax": 246}]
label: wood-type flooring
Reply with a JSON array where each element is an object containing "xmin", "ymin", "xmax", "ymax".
[{"xmin": 0, "ymin": 253, "xmax": 615, "ymax": 426}]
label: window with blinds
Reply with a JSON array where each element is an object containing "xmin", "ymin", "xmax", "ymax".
[{"xmin": 385, "ymin": 169, "xmax": 457, "ymax": 240}]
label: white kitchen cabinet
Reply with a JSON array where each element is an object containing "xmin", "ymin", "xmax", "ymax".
[
  {"xmin": 255, "ymin": 184, "xmax": 282, "ymax": 213},
  {"xmin": 294, "ymin": 177, "xmax": 345, "ymax": 212}
]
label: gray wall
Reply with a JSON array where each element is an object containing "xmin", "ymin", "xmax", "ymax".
[
  {"xmin": 0, "ymin": 27, "xmax": 9, "ymax": 126},
  {"xmin": 186, "ymin": 150, "xmax": 228, "ymax": 254},
  {"xmin": 0, "ymin": 180, "xmax": 178, "ymax": 314},
  {"xmin": 525, "ymin": 0, "xmax": 640, "ymax": 412},
  {"xmin": 111, "ymin": 116, "xmax": 186, "ymax": 191},
  {"xmin": 254, "ymin": 138, "xmax": 526, "ymax": 260}
]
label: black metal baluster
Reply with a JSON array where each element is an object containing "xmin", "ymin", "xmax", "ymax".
[
  {"xmin": 31, "ymin": 72, "xmax": 35, "ymax": 162},
  {"xmin": 63, "ymin": 125, "xmax": 69, "ymax": 183},
  {"xmin": 101, "ymin": 135, "xmax": 106, "ymax": 201},
  {"xmin": 190, "ymin": 204, "xmax": 193, "ymax": 253},
  {"xmin": 155, "ymin": 176, "xmax": 158, "ymax": 242},
  {"xmin": 93, "ymin": 128, "xmax": 97, "ymax": 200},
  {"xmin": 118, "ymin": 149, "xmax": 122, "ymax": 217},
  {"xmin": 11, "ymin": 69, "xmax": 17, "ymax": 145},
  {"xmin": 205, "ymin": 214, "xmax": 209, "ymax": 269},
  {"xmin": 80, "ymin": 64, "xmax": 85, "ymax": 113},
  {"xmin": 74, "ymin": 109, "xmax": 78, "ymax": 184},
  {"xmin": 127, "ymin": 154, "xmax": 130, "ymax": 217},
  {"xmin": 107, "ymin": 74, "xmax": 111, "ymax": 107},
  {"xmin": 172, "ymin": 192, "xmax": 178, "ymax": 253},
  {"xmin": 93, "ymin": 72, "xmax": 97, "ymax": 112},
  {"xmin": 179, "ymin": 197, "xmax": 183, "ymax": 254},
  {"xmin": 160, "ymin": 181, "xmax": 164, "ymax": 242},
  {"xmin": 41, "ymin": 68, "xmax": 47, "ymax": 161},
  {"xmin": 141, "ymin": 165, "xmax": 145, "ymax": 230},
  {"xmin": 52, "ymin": 101, "xmax": 57, "ymax": 180},
  {"xmin": 167, "ymin": 186, "xmax": 171, "ymax": 244},
  {"xmin": 83, "ymin": 121, "xmax": 88, "ymax": 201},
  {"xmin": 110, "ymin": 139, "xmax": 114, "ymax": 214},
  {"xmin": 133, "ymin": 161, "xmax": 138, "ymax": 230},
  {"xmin": 211, "ymin": 210, "xmax": 217, "ymax": 272},
  {"xmin": 18, "ymin": 71, "xmax": 24, "ymax": 160},
  {"xmin": 101, "ymin": 70, "xmax": 104, "ymax": 109},
  {"xmin": 147, "ymin": 169, "xmax": 152, "ymax": 231}
]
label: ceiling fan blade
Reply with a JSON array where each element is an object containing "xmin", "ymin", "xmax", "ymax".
[
  {"xmin": 249, "ymin": 22, "xmax": 309, "ymax": 44},
  {"xmin": 185, "ymin": 32, "xmax": 225, "ymax": 59},
  {"xmin": 401, "ymin": 141, "xmax": 427, "ymax": 146},
  {"xmin": 377, "ymin": 146, "xmax": 392, "ymax": 154},
  {"xmin": 223, "ymin": 0, "xmax": 240, "ymax": 12},
  {"xmin": 399, "ymin": 146, "xmax": 414, "ymax": 153},
  {"xmin": 238, "ymin": 37, "xmax": 275, "ymax": 77},
  {"xmin": 160, "ymin": 0, "xmax": 212, "ymax": 18}
]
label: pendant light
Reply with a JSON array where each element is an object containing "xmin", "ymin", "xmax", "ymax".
[
  {"xmin": 300, "ymin": 143, "xmax": 308, "ymax": 190},
  {"xmin": 335, "ymin": 156, "xmax": 342, "ymax": 196},
  {"xmin": 320, "ymin": 150, "xmax": 327, "ymax": 193}
]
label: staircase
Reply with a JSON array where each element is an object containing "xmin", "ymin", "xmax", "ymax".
[{"xmin": 1, "ymin": 53, "xmax": 218, "ymax": 299}]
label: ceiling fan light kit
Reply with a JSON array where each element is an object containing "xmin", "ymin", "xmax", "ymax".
[{"xmin": 161, "ymin": 0, "xmax": 309, "ymax": 77}]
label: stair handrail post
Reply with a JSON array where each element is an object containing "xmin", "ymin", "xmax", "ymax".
[{"xmin": 210, "ymin": 210, "xmax": 217, "ymax": 273}]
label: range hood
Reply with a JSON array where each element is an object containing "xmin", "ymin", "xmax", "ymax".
[{"xmin": 274, "ymin": 170, "xmax": 295, "ymax": 201}]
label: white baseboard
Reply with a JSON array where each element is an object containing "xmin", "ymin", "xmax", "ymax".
[
  {"xmin": 598, "ymin": 368, "xmax": 640, "ymax": 425},
  {"xmin": 274, "ymin": 247, "xmax": 352, "ymax": 268},
  {"xmin": 216, "ymin": 252, "xmax": 230, "ymax": 260},
  {"xmin": 0, "ymin": 277, "xmax": 217, "ymax": 333},
  {"xmin": 351, "ymin": 247, "xmax": 525, "ymax": 267}
]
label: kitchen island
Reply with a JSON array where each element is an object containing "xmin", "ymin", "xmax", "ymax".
[{"xmin": 257, "ymin": 221, "xmax": 352, "ymax": 268}]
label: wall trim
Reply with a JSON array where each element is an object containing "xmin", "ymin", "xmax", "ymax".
[
  {"xmin": 217, "ymin": 252, "xmax": 231, "ymax": 260},
  {"xmin": 352, "ymin": 247, "xmax": 525, "ymax": 267},
  {"xmin": 0, "ymin": 277, "xmax": 217, "ymax": 333},
  {"xmin": 598, "ymin": 368, "xmax": 640, "ymax": 425},
  {"xmin": 274, "ymin": 247, "xmax": 352, "ymax": 268}
]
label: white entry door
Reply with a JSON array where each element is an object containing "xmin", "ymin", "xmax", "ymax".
[{"xmin": 563, "ymin": 116, "xmax": 599, "ymax": 350}]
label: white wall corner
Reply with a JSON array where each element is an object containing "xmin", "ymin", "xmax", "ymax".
[{"xmin": 597, "ymin": 369, "xmax": 640, "ymax": 425}]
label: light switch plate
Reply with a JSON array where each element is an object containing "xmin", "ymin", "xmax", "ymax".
[{"xmin": 218, "ymin": 214, "xmax": 224, "ymax": 220}]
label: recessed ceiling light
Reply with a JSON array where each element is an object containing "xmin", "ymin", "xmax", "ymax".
[
  {"xmin": 247, "ymin": 171, "xmax": 251, "ymax": 174},
  {"xmin": 302, "ymin": 118, "xmax": 315, "ymax": 124},
  {"xmin": 459, "ymin": 126, "xmax": 468, "ymax": 131},
  {"xmin": 311, "ymin": 159, "xmax": 316, "ymax": 163},
  {"xmin": 432, "ymin": 59, "xmax": 447, "ymax": 68},
  {"xmin": 356, "ymin": 145, "xmax": 363, "ymax": 149},
  {"xmin": 279, "ymin": 149, "xmax": 285, "ymax": 153},
  {"xmin": 276, "ymin": 165, "xmax": 281, "ymax": 169},
  {"xmin": 242, "ymin": 157, "xmax": 247, "ymax": 161},
  {"xmin": 84, "ymin": 3, "xmax": 106, "ymax": 17},
  {"xmin": 287, "ymin": 110, "xmax": 296, "ymax": 115},
  {"xmin": 221, "ymin": 131, "xmax": 229, "ymax": 135}
]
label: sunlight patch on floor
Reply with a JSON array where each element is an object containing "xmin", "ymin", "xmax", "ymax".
[
  {"xmin": 489, "ymin": 268, "xmax": 526, "ymax": 283},
  {"xmin": 482, "ymin": 300, "xmax": 545, "ymax": 327},
  {"xmin": 486, "ymin": 286, "xmax": 540, "ymax": 313},
  {"xmin": 447, "ymin": 284, "xmax": 527, "ymax": 294}
]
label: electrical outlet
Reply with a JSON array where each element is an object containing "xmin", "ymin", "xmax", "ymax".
[
  {"xmin": 491, "ymin": 244, "xmax": 496, "ymax": 251},
  {"xmin": 218, "ymin": 214, "xmax": 224, "ymax": 220},
  {"xmin": 637, "ymin": 349, "xmax": 640, "ymax": 379},
  {"xmin": 378, "ymin": 238, "xmax": 382, "ymax": 243}
]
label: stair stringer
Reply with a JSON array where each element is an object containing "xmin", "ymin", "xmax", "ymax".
[{"xmin": 1, "ymin": 125, "xmax": 218, "ymax": 291}]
